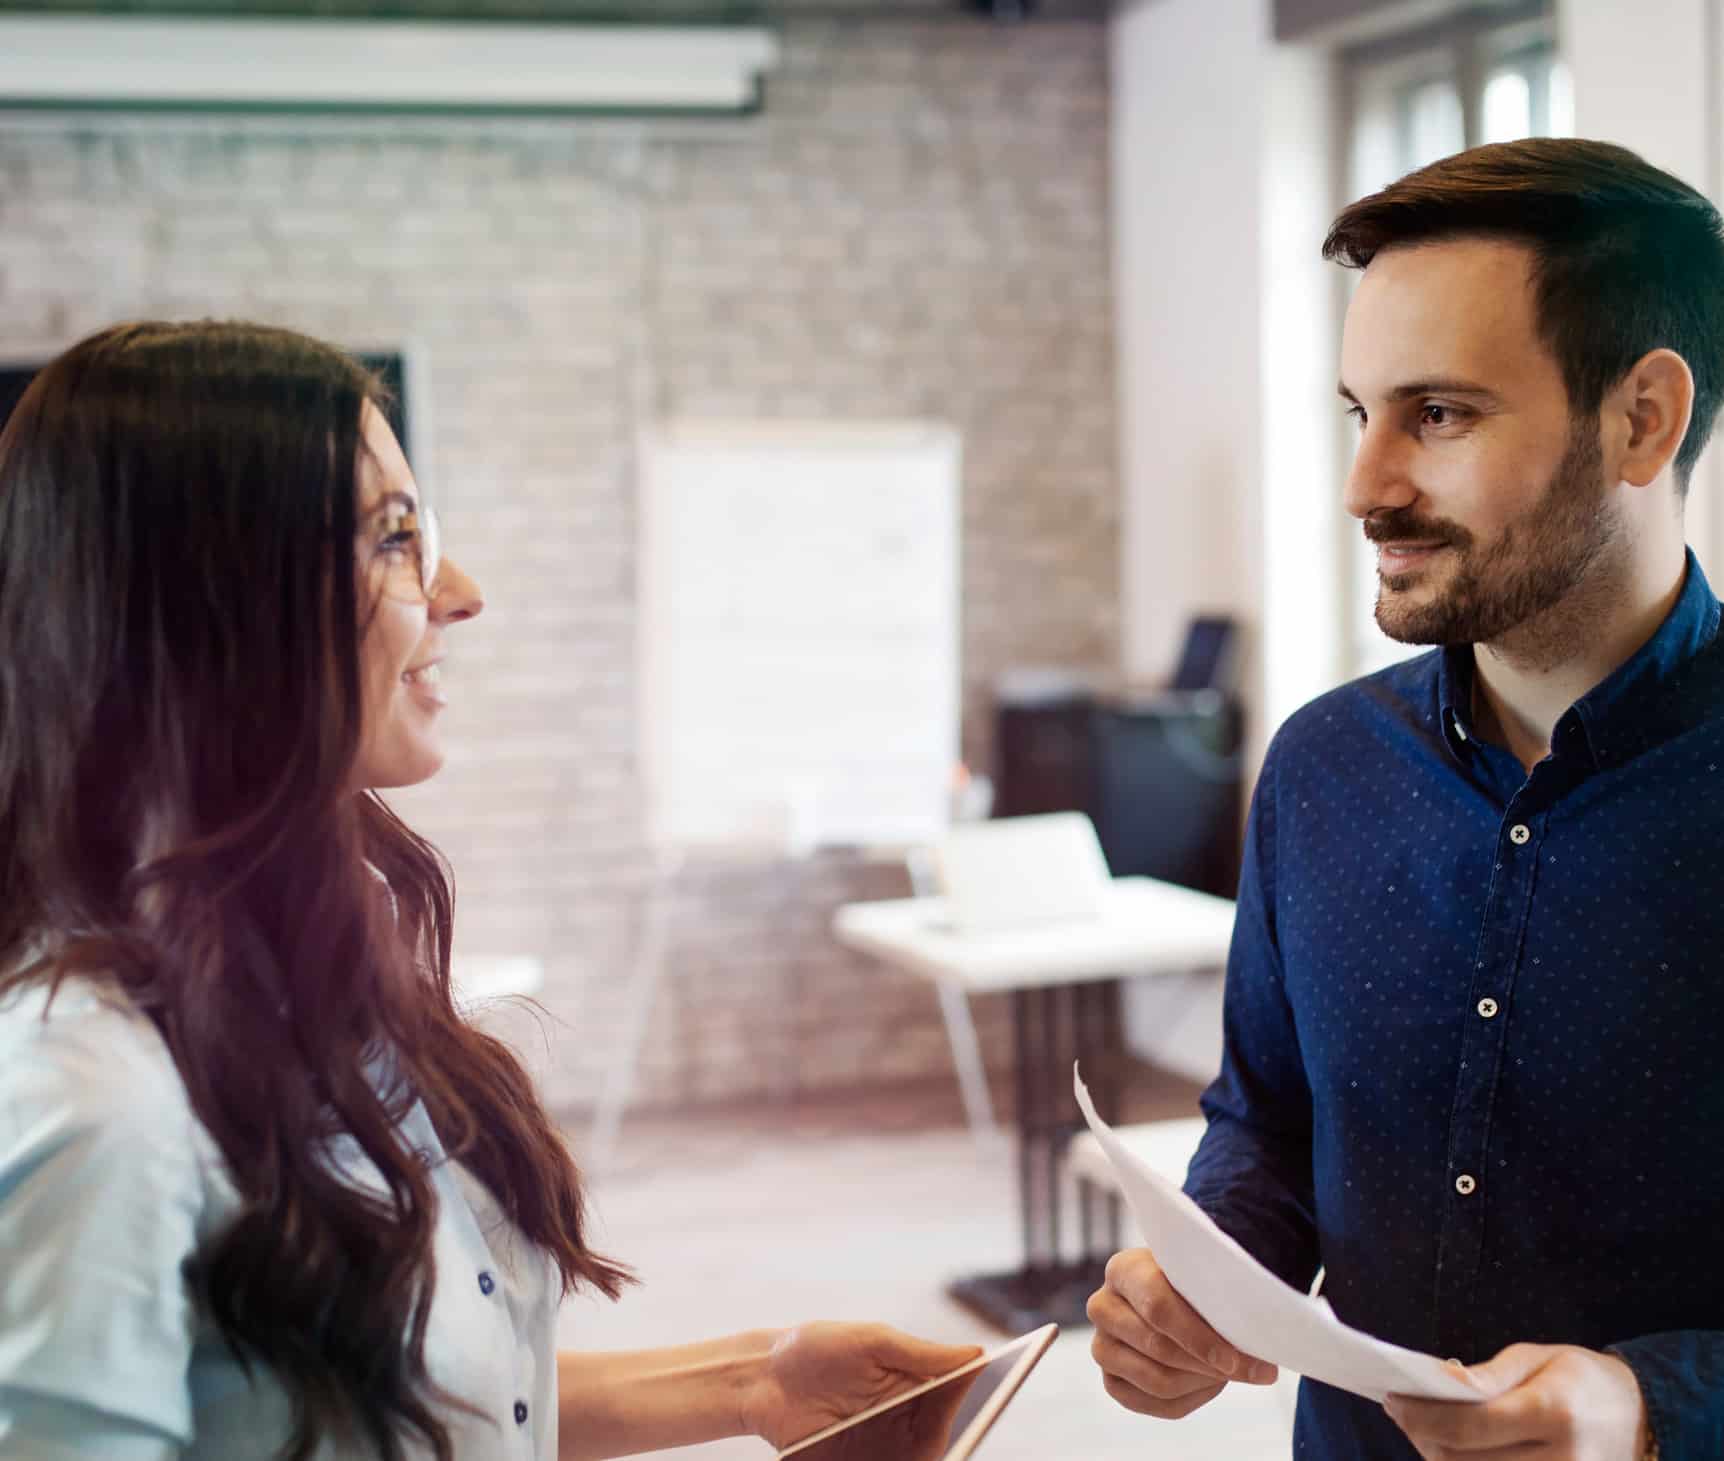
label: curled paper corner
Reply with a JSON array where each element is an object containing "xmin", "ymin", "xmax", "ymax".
[{"xmin": 1072, "ymin": 1062, "xmax": 1103, "ymax": 1129}]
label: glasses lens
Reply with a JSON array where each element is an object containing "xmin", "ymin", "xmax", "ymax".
[{"xmin": 419, "ymin": 505, "xmax": 440, "ymax": 596}]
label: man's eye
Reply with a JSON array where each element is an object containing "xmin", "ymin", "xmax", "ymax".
[
  {"xmin": 1421, "ymin": 403, "xmax": 1456, "ymax": 427},
  {"xmin": 1345, "ymin": 405, "xmax": 1367, "ymax": 429}
]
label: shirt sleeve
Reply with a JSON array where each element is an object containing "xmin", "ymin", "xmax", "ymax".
[
  {"xmin": 1608, "ymin": 1333, "xmax": 1724, "ymax": 1460},
  {"xmin": 0, "ymin": 993, "xmax": 201, "ymax": 1457},
  {"xmin": 1181, "ymin": 743, "xmax": 1322, "ymax": 1292}
]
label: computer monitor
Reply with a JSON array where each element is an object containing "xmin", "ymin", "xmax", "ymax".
[{"xmin": 1170, "ymin": 615, "xmax": 1238, "ymax": 693}]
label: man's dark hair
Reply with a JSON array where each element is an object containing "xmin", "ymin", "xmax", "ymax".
[{"xmin": 1324, "ymin": 138, "xmax": 1724, "ymax": 492}]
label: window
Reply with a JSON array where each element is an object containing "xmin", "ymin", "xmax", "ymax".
[{"xmin": 1341, "ymin": 4, "xmax": 1569, "ymax": 677}]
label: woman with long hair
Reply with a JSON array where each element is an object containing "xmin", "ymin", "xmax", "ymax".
[{"xmin": 0, "ymin": 321, "xmax": 978, "ymax": 1460}]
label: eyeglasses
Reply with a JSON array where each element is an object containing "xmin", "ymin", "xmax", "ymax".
[
  {"xmin": 413, "ymin": 503, "xmax": 441, "ymax": 598},
  {"xmin": 377, "ymin": 499, "xmax": 441, "ymax": 600}
]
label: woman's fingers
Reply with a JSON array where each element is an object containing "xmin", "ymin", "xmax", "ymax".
[{"xmin": 866, "ymin": 1326, "xmax": 984, "ymax": 1378}]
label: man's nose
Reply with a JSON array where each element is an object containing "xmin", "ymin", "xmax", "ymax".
[{"xmin": 1342, "ymin": 421, "xmax": 1419, "ymax": 523}]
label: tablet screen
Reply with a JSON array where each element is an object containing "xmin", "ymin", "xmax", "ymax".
[{"xmin": 779, "ymin": 1333, "xmax": 1044, "ymax": 1461}]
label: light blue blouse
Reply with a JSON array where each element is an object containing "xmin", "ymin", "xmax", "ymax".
[{"xmin": 0, "ymin": 973, "xmax": 562, "ymax": 1460}]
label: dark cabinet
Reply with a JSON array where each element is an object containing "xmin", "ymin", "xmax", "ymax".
[{"xmin": 994, "ymin": 689, "xmax": 1244, "ymax": 899}]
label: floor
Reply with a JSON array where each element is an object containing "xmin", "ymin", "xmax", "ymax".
[{"xmin": 554, "ymin": 1071, "xmax": 1298, "ymax": 1460}]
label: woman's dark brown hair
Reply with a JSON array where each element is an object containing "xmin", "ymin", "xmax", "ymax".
[
  {"xmin": 0, "ymin": 320, "xmax": 629, "ymax": 1460},
  {"xmin": 1324, "ymin": 137, "xmax": 1724, "ymax": 491}
]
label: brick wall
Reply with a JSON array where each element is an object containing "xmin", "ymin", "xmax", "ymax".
[{"xmin": 0, "ymin": 15, "xmax": 1118, "ymax": 1113}]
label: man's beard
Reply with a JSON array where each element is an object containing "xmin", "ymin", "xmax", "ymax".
[{"xmin": 1368, "ymin": 420, "xmax": 1617, "ymax": 647}]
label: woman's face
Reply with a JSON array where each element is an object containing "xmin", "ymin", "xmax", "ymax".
[{"xmin": 353, "ymin": 402, "xmax": 483, "ymax": 790}]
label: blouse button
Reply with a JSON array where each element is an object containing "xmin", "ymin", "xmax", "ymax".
[
  {"xmin": 1508, "ymin": 824, "xmax": 1531, "ymax": 846},
  {"xmin": 1455, "ymin": 1173, "xmax": 1477, "ymax": 1196},
  {"xmin": 514, "ymin": 1400, "xmax": 529, "ymax": 1426},
  {"xmin": 1477, "ymin": 998, "xmax": 1499, "ymax": 1019},
  {"xmin": 478, "ymin": 1271, "xmax": 496, "ymax": 1297}
]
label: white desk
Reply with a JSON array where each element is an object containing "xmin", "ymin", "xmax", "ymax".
[
  {"xmin": 833, "ymin": 875, "xmax": 1235, "ymax": 1334},
  {"xmin": 833, "ymin": 876, "xmax": 1236, "ymax": 991}
]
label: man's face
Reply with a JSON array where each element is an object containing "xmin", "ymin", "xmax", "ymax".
[{"xmin": 1339, "ymin": 237, "xmax": 1619, "ymax": 646}]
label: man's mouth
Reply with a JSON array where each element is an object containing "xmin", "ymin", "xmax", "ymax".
[{"xmin": 1377, "ymin": 541, "xmax": 1448, "ymax": 569}]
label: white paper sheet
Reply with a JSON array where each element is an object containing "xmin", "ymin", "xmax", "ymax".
[{"xmin": 1074, "ymin": 1065, "xmax": 1494, "ymax": 1405}]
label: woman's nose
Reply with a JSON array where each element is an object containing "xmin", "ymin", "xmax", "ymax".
[{"xmin": 431, "ymin": 556, "xmax": 484, "ymax": 624}]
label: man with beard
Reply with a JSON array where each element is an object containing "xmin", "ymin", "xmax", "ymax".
[{"xmin": 1088, "ymin": 138, "xmax": 1724, "ymax": 1461}]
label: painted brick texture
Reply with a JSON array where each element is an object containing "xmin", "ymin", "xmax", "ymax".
[{"xmin": 0, "ymin": 15, "xmax": 1118, "ymax": 1113}]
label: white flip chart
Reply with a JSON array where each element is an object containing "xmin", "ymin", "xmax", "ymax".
[{"xmin": 638, "ymin": 419, "xmax": 960, "ymax": 851}]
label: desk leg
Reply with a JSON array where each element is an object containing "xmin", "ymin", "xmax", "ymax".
[
  {"xmin": 1077, "ymin": 979, "xmax": 1103, "ymax": 1259},
  {"xmin": 947, "ymin": 977, "xmax": 1119, "ymax": 1334},
  {"xmin": 1085, "ymin": 978, "xmax": 1124, "ymax": 1255},
  {"xmin": 1040, "ymin": 984, "xmax": 1060, "ymax": 1265},
  {"xmin": 1013, "ymin": 987, "xmax": 1034, "ymax": 1267}
]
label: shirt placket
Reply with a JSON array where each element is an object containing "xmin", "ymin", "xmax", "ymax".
[{"xmin": 1435, "ymin": 795, "xmax": 1545, "ymax": 1360}]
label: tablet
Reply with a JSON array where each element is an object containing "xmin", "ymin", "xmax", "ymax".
[{"xmin": 777, "ymin": 1324, "xmax": 1058, "ymax": 1461}]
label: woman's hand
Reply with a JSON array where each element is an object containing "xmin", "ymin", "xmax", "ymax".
[{"xmin": 743, "ymin": 1321, "xmax": 983, "ymax": 1452}]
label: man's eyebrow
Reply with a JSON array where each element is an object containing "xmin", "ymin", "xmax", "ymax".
[{"xmin": 1337, "ymin": 378, "xmax": 1501, "ymax": 405}]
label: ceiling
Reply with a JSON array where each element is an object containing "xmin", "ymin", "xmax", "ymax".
[{"xmin": 0, "ymin": 0, "xmax": 1110, "ymax": 23}]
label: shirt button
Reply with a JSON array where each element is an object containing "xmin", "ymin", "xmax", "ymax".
[
  {"xmin": 1455, "ymin": 1173, "xmax": 1477, "ymax": 1196},
  {"xmin": 478, "ymin": 1271, "xmax": 496, "ymax": 1297},
  {"xmin": 514, "ymin": 1400, "xmax": 529, "ymax": 1426},
  {"xmin": 1477, "ymin": 998, "xmax": 1499, "ymax": 1019},
  {"xmin": 1509, "ymin": 823, "xmax": 1531, "ymax": 845}
]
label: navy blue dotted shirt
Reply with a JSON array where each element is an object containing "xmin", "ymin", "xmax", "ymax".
[{"xmin": 1186, "ymin": 549, "xmax": 1724, "ymax": 1460}]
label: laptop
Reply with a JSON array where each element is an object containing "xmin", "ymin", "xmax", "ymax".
[{"xmin": 933, "ymin": 812, "xmax": 1112, "ymax": 933}]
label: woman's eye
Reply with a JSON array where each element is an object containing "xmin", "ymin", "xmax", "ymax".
[{"xmin": 376, "ymin": 508, "xmax": 420, "ymax": 556}]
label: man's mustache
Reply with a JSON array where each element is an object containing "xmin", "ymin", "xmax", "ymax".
[{"xmin": 1363, "ymin": 510, "xmax": 1471, "ymax": 548}]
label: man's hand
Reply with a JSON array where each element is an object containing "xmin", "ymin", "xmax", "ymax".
[
  {"xmin": 745, "ymin": 1322, "xmax": 982, "ymax": 1452},
  {"xmin": 1386, "ymin": 1343, "xmax": 1649, "ymax": 1460},
  {"xmin": 1087, "ymin": 1248, "xmax": 1278, "ymax": 1420}
]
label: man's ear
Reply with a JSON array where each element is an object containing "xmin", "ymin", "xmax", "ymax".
[{"xmin": 1607, "ymin": 348, "xmax": 1695, "ymax": 489}]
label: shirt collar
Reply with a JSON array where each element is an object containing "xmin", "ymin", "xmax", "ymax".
[
  {"xmin": 1436, "ymin": 645, "xmax": 1476, "ymax": 762},
  {"xmin": 1435, "ymin": 547, "xmax": 1721, "ymax": 769}
]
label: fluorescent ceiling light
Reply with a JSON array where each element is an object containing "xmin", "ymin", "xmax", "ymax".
[{"xmin": 0, "ymin": 15, "xmax": 781, "ymax": 114}]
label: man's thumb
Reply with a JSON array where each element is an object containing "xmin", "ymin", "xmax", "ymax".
[{"xmin": 1464, "ymin": 1342, "xmax": 1554, "ymax": 1399}]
